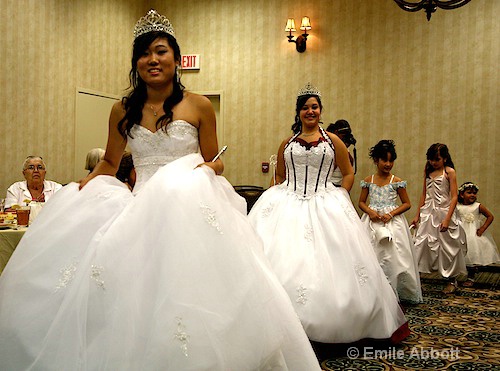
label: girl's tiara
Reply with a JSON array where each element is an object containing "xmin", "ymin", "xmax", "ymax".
[
  {"xmin": 134, "ymin": 9, "xmax": 175, "ymax": 39},
  {"xmin": 458, "ymin": 182, "xmax": 479, "ymax": 192},
  {"xmin": 297, "ymin": 82, "xmax": 321, "ymax": 98}
]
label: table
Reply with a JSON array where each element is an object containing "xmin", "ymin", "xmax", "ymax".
[{"xmin": 0, "ymin": 227, "xmax": 27, "ymax": 274}]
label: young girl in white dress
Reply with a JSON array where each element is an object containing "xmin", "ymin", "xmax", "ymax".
[
  {"xmin": 411, "ymin": 143, "xmax": 467, "ymax": 294},
  {"xmin": 457, "ymin": 182, "xmax": 499, "ymax": 287},
  {"xmin": 359, "ymin": 140, "xmax": 422, "ymax": 304},
  {"xmin": 249, "ymin": 83, "xmax": 409, "ymax": 345},
  {"xmin": 0, "ymin": 10, "xmax": 321, "ymax": 370}
]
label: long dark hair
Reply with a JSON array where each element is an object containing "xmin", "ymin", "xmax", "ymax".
[
  {"xmin": 369, "ymin": 140, "xmax": 397, "ymax": 161},
  {"xmin": 291, "ymin": 94, "xmax": 322, "ymax": 134},
  {"xmin": 118, "ymin": 31, "xmax": 185, "ymax": 138},
  {"xmin": 425, "ymin": 143, "xmax": 455, "ymax": 178}
]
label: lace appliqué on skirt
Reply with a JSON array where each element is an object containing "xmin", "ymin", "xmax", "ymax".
[
  {"xmin": 354, "ymin": 263, "xmax": 368, "ymax": 286},
  {"xmin": 55, "ymin": 261, "xmax": 78, "ymax": 291},
  {"xmin": 174, "ymin": 317, "xmax": 190, "ymax": 357},
  {"xmin": 90, "ymin": 265, "xmax": 105, "ymax": 290},
  {"xmin": 304, "ymin": 224, "xmax": 313, "ymax": 242},
  {"xmin": 296, "ymin": 284, "xmax": 308, "ymax": 305},
  {"xmin": 261, "ymin": 203, "xmax": 274, "ymax": 217},
  {"xmin": 200, "ymin": 202, "xmax": 223, "ymax": 234}
]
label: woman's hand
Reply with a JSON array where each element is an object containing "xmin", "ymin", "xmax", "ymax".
[
  {"xmin": 78, "ymin": 173, "xmax": 96, "ymax": 190},
  {"xmin": 410, "ymin": 215, "xmax": 419, "ymax": 227},
  {"xmin": 476, "ymin": 228, "xmax": 484, "ymax": 237},
  {"xmin": 196, "ymin": 162, "xmax": 218, "ymax": 174}
]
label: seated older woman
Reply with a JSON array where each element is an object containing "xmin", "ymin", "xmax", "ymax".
[{"xmin": 5, "ymin": 156, "xmax": 62, "ymax": 209}]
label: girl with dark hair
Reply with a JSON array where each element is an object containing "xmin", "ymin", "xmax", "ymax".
[
  {"xmin": 411, "ymin": 143, "xmax": 467, "ymax": 294},
  {"xmin": 249, "ymin": 83, "xmax": 409, "ymax": 345},
  {"xmin": 456, "ymin": 182, "xmax": 499, "ymax": 287},
  {"xmin": 0, "ymin": 10, "xmax": 321, "ymax": 370},
  {"xmin": 359, "ymin": 140, "xmax": 422, "ymax": 304}
]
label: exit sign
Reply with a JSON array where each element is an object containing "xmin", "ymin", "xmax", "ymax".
[{"xmin": 181, "ymin": 54, "xmax": 200, "ymax": 70}]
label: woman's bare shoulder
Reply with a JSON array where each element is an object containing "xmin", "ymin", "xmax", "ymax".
[{"xmin": 184, "ymin": 91, "xmax": 211, "ymax": 107}]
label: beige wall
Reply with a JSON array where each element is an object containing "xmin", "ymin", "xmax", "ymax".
[{"xmin": 1, "ymin": 0, "xmax": 498, "ymax": 243}]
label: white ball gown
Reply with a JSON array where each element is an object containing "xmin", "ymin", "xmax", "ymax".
[
  {"xmin": 248, "ymin": 130, "xmax": 409, "ymax": 344},
  {"xmin": 360, "ymin": 176, "xmax": 423, "ymax": 304},
  {"xmin": 457, "ymin": 202, "xmax": 499, "ymax": 266},
  {"xmin": 0, "ymin": 120, "xmax": 321, "ymax": 371},
  {"xmin": 413, "ymin": 170, "xmax": 467, "ymax": 278}
]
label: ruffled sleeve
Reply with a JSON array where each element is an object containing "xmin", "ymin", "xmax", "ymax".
[
  {"xmin": 391, "ymin": 180, "xmax": 407, "ymax": 190},
  {"xmin": 360, "ymin": 180, "xmax": 370, "ymax": 188}
]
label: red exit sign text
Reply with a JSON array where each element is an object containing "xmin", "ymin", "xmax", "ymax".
[{"xmin": 181, "ymin": 54, "xmax": 200, "ymax": 70}]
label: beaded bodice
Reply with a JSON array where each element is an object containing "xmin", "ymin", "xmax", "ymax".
[
  {"xmin": 424, "ymin": 171, "xmax": 450, "ymax": 208},
  {"xmin": 360, "ymin": 178, "xmax": 407, "ymax": 212},
  {"xmin": 128, "ymin": 120, "xmax": 199, "ymax": 192},
  {"xmin": 283, "ymin": 138, "xmax": 335, "ymax": 198}
]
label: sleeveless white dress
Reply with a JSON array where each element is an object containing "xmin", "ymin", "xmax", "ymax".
[
  {"xmin": 456, "ymin": 202, "xmax": 499, "ymax": 266},
  {"xmin": 360, "ymin": 175, "xmax": 423, "ymax": 304},
  {"xmin": 0, "ymin": 121, "xmax": 320, "ymax": 371},
  {"xmin": 248, "ymin": 130, "xmax": 409, "ymax": 344},
  {"xmin": 414, "ymin": 170, "xmax": 467, "ymax": 278}
]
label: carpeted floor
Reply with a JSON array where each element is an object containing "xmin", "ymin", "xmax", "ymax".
[{"xmin": 317, "ymin": 268, "xmax": 500, "ymax": 370}]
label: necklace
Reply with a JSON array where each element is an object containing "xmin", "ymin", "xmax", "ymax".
[
  {"xmin": 301, "ymin": 131, "xmax": 317, "ymax": 137},
  {"xmin": 149, "ymin": 104, "xmax": 162, "ymax": 117}
]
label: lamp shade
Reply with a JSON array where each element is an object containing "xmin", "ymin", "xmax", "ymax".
[
  {"xmin": 285, "ymin": 18, "xmax": 296, "ymax": 32},
  {"xmin": 300, "ymin": 16, "xmax": 311, "ymax": 30}
]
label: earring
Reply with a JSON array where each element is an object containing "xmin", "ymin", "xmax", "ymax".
[{"xmin": 176, "ymin": 66, "xmax": 181, "ymax": 83}]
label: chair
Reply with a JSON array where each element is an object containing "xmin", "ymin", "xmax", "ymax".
[{"xmin": 233, "ymin": 185, "xmax": 265, "ymax": 214}]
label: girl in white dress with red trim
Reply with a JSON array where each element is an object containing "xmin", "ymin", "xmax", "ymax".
[
  {"xmin": 249, "ymin": 83, "xmax": 409, "ymax": 345},
  {"xmin": 456, "ymin": 182, "xmax": 499, "ymax": 287},
  {"xmin": 359, "ymin": 140, "xmax": 422, "ymax": 304},
  {"xmin": 411, "ymin": 143, "xmax": 467, "ymax": 294}
]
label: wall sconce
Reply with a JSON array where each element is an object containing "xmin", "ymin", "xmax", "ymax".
[{"xmin": 285, "ymin": 16, "xmax": 312, "ymax": 53}]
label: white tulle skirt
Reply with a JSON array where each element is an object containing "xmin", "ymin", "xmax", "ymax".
[
  {"xmin": 0, "ymin": 154, "xmax": 320, "ymax": 371},
  {"xmin": 248, "ymin": 185, "xmax": 409, "ymax": 344}
]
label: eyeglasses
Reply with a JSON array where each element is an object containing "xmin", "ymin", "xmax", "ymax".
[{"xmin": 25, "ymin": 165, "xmax": 46, "ymax": 171}]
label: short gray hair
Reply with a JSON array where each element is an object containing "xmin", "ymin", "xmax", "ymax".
[
  {"xmin": 23, "ymin": 156, "xmax": 46, "ymax": 171},
  {"xmin": 85, "ymin": 148, "xmax": 105, "ymax": 171}
]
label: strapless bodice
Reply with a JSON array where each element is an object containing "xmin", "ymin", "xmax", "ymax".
[
  {"xmin": 127, "ymin": 120, "xmax": 199, "ymax": 192},
  {"xmin": 283, "ymin": 140, "xmax": 336, "ymax": 198}
]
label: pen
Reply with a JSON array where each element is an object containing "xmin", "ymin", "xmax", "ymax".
[{"xmin": 211, "ymin": 145, "xmax": 228, "ymax": 162}]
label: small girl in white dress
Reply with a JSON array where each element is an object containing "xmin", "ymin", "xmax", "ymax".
[
  {"xmin": 359, "ymin": 140, "xmax": 423, "ymax": 304},
  {"xmin": 457, "ymin": 182, "xmax": 499, "ymax": 287}
]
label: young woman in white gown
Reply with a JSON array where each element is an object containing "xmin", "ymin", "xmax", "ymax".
[
  {"xmin": 0, "ymin": 10, "xmax": 321, "ymax": 371},
  {"xmin": 359, "ymin": 140, "xmax": 423, "ymax": 304},
  {"xmin": 248, "ymin": 83, "xmax": 409, "ymax": 344}
]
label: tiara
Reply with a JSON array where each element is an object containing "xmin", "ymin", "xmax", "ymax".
[
  {"xmin": 297, "ymin": 82, "xmax": 321, "ymax": 98},
  {"xmin": 133, "ymin": 9, "xmax": 176, "ymax": 39},
  {"xmin": 458, "ymin": 182, "xmax": 479, "ymax": 192}
]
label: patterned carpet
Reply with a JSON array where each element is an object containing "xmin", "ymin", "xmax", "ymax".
[{"xmin": 316, "ymin": 271, "xmax": 500, "ymax": 370}]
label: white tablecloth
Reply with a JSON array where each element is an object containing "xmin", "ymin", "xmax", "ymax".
[{"xmin": 0, "ymin": 228, "xmax": 26, "ymax": 274}]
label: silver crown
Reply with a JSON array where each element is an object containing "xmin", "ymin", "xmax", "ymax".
[
  {"xmin": 133, "ymin": 9, "xmax": 176, "ymax": 39},
  {"xmin": 297, "ymin": 82, "xmax": 321, "ymax": 98}
]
